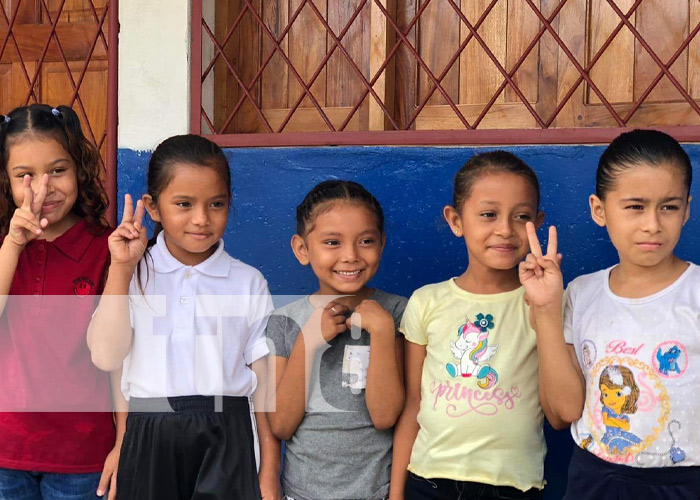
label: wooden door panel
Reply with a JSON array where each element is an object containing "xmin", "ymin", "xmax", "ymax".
[
  {"xmin": 41, "ymin": 59, "xmax": 107, "ymax": 144},
  {"xmin": 1, "ymin": 0, "xmax": 108, "ymax": 153},
  {"xmin": 0, "ymin": 63, "xmax": 12, "ymax": 111}
]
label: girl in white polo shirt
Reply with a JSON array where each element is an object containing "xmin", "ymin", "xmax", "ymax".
[{"xmin": 87, "ymin": 135, "xmax": 279, "ymax": 500}]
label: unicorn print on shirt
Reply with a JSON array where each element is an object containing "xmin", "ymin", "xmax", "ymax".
[{"xmin": 446, "ymin": 314, "xmax": 499, "ymax": 389}]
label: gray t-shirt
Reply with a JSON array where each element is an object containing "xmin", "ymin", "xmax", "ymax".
[{"xmin": 266, "ymin": 289, "xmax": 407, "ymax": 500}]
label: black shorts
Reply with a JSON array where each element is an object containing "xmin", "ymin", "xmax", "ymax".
[
  {"xmin": 117, "ymin": 395, "xmax": 261, "ymax": 500},
  {"xmin": 564, "ymin": 446, "xmax": 700, "ymax": 500}
]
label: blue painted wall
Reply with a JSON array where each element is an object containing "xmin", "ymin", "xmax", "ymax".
[{"xmin": 118, "ymin": 145, "xmax": 700, "ymax": 499}]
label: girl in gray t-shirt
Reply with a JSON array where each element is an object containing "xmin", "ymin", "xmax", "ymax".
[{"xmin": 266, "ymin": 180, "xmax": 407, "ymax": 500}]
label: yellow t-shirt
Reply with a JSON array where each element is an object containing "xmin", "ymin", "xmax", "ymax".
[{"xmin": 400, "ymin": 279, "xmax": 545, "ymax": 491}]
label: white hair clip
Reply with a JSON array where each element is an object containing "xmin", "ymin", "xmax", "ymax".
[
  {"xmin": 607, "ymin": 366, "xmax": 624, "ymax": 386},
  {"xmin": 51, "ymin": 107, "xmax": 61, "ymax": 117},
  {"xmin": 2, "ymin": 115, "xmax": 9, "ymax": 124}
]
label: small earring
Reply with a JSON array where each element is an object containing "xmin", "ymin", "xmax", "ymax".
[{"xmin": 454, "ymin": 230, "xmax": 462, "ymax": 237}]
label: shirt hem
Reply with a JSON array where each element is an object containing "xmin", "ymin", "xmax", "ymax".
[
  {"xmin": 0, "ymin": 457, "xmax": 105, "ymax": 474},
  {"xmin": 282, "ymin": 480, "xmax": 389, "ymax": 500},
  {"xmin": 406, "ymin": 465, "xmax": 544, "ymax": 491}
]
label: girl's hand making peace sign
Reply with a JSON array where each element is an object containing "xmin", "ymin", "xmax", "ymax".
[
  {"xmin": 7, "ymin": 174, "xmax": 49, "ymax": 248},
  {"xmin": 108, "ymin": 194, "xmax": 148, "ymax": 269},
  {"xmin": 519, "ymin": 222, "xmax": 564, "ymax": 310}
]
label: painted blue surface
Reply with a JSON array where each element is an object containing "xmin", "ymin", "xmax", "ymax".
[{"xmin": 118, "ymin": 145, "xmax": 700, "ymax": 499}]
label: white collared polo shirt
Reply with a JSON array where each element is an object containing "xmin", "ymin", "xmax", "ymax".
[{"xmin": 122, "ymin": 232, "xmax": 273, "ymax": 399}]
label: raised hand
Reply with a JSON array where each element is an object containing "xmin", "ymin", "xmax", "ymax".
[
  {"xmin": 519, "ymin": 222, "xmax": 563, "ymax": 309},
  {"xmin": 6, "ymin": 174, "xmax": 49, "ymax": 248},
  {"xmin": 347, "ymin": 300, "xmax": 394, "ymax": 339},
  {"xmin": 108, "ymin": 194, "xmax": 148, "ymax": 269}
]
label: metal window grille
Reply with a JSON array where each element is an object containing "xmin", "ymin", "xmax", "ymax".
[
  {"xmin": 1, "ymin": 0, "xmax": 118, "ymax": 222},
  {"xmin": 191, "ymin": 0, "xmax": 700, "ymax": 146}
]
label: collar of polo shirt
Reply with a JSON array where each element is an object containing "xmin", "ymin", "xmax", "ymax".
[{"xmin": 151, "ymin": 231, "xmax": 230, "ymax": 277}]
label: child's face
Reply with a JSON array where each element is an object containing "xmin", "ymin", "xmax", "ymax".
[
  {"xmin": 144, "ymin": 163, "xmax": 229, "ymax": 266},
  {"xmin": 589, "ymin": 163, "xmax": 690, "ymax": 271},
  {"xmin": 292, "ymin": 202, "xmax": 384, "ymax": 297},
  {"xmin": 5, "ymin": 136, "xmax": 78, "ymax": 239},
  {"xmin": 600, "ymin": 383, "xmax": 625, "ymax": 413},
  {"xmin": 445, "ymin": 172, "xmax": 542, "ymax": 273}
]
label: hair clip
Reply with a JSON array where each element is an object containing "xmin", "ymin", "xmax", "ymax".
[
  {"xmin": 51, "ymin": 108, "xmax": 61, "ymax": 117},
  {"xmin": 2, "ymin": 115, "xmax": 9, "ymax": 124}
]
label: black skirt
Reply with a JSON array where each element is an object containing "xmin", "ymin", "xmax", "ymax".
[
  {"xmin": 564, "ymin": 445, "xmax": 700, "ymax": 500},
  {"xmin": 117, "ymin": 395, "xmax": 261, "ymax": 500}
]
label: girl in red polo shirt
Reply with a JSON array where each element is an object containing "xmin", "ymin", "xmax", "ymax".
[{"xmin": 0, "ymin": 105, "xmax": 124, "ymax": 500}]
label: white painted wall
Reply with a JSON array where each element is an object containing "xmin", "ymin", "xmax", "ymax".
[{"xmin": 118, "ymin": 0, "xmax": 191, "ymax": 150}]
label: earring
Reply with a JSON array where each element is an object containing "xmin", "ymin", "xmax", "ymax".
[{"xmin": 453, "ymin": 230, "xmax": 462, "ymax": 237}]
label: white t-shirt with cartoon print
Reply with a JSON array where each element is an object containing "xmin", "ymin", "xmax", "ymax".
[{"xmin": 564, "ymin": 263, "xmax": 700, "ymax": 468}]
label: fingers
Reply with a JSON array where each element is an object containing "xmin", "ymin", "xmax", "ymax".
[
  {"xmin": 96, "ymin": 469, "xmax": 110, "ymax": 497},
  {"xmin": 121, "ymin": 221, "xmax": 140, "ymax": 239},
  {"xmin": 12, "ymin": 209, "xmax": 44, "ymax": 236},
  {"xmin": 111, "ymin": 226, "xmax": 139, "ymax": 241},
  {"xmin": 121, "ymin": 194, "xmax": 134, "ymax": 225},
  {"xmin": 545, "ymin": 225, "xmax": 558, "ymax": 259},
  {"xmin": 21, "ymin": 175, "xmax": 33, "ymax": 210},
  {"xmin": 536, "ymin": 255, "xmax": 560, "ymax": 271},
  {"xmin": 133, "ymin": 199, "xmax": 145, "ymax": 230},
  {"xmin": 524, "ymin": 253, "xmax": 543, "ymax": 278},
  {"xmin": 32, "ymin": 174, "xmax": 48, "ymax": 215},
  {"xmin": 119, "ymin": 196, "xmax": 143, "ymax": 239},
  {"xmin": 525, "ymin": 221, "xmax": 543, "ymax": 258},
  {"xmin": 325, "ymin": 301, "xmax": 349, "ymax": 316},
  {"xmin": 108, "ymin": 471, "xmax": 117, "ymax": 500}
]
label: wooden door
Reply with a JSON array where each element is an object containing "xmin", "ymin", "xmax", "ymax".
[
  {"xmin": 210, "ymin": 0, "xmax": 395, "ymax": 133},
  {"xmin": 555, "ymin": 0, "xmax": 700, "ymax": 128},
  {"xmin": 406, "ymin": 0, "xmax": 700, "ymax": 130},
  {"xmin": 0, "ymin": 0, "xmax": 109, "ymax": 156}
]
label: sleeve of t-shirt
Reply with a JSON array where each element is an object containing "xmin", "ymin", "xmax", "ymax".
[
  {"xmin": 390, "ymin": 295, "xmax": 409, "ymax": 339},
  {"xmin": 244, "ymin": 277, "xmax": 273, "ymax": 365},
  {"xmin": 400, "ymin": 292, "xmax": 427, "ymax": 346},
  {"xmin": 563, "ymin": 284, "xmax": 575, "ymax": 345}
]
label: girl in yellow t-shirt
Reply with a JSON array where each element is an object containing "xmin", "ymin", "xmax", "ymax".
[{"xmin": 391, "ymin": 151, "xmax": 560, "ymax": 500}]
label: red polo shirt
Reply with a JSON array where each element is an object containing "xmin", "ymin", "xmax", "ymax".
[{"xmin": 0, "ymin": 219, "xmax": 116, "ymax": 473}]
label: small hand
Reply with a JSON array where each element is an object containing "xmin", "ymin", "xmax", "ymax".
[
  {"xmin": 347, "ymin": 300, "xmax": 394, "ymax": 338},
  {"xmin": 302, "ymin": 301, "xmax": 349, "ymax": 349},
  {"xmin": 108, "ymin": 194, "xmax": 148, "ymax": 269},
  {"xmin": 96, "ymin": 443, "xmax": 120, "ymax": 499},
  {"xmin": 519, "ymin": 222, "xmax": 564, "ymax": 310},
  {"xmin": 6, "ymin": 174, "xmax": 49, "ymax": 247}
]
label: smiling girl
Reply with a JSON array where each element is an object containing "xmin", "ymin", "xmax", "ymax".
[
  {"xmin": 88, "ymin": 134, "xmax": 280, "ymax": 500},
  {"xmin": 266, "ymin": 180, "xmax": 407, "ymax": 500},
  {"xmin": 0, "ymin": 104, "xmax": 122, "ymax": 500}
]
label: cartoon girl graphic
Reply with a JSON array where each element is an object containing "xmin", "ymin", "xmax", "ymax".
[{"xmin": 599, "ymin": 365, "xmax": 642, "ymax": 455}]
